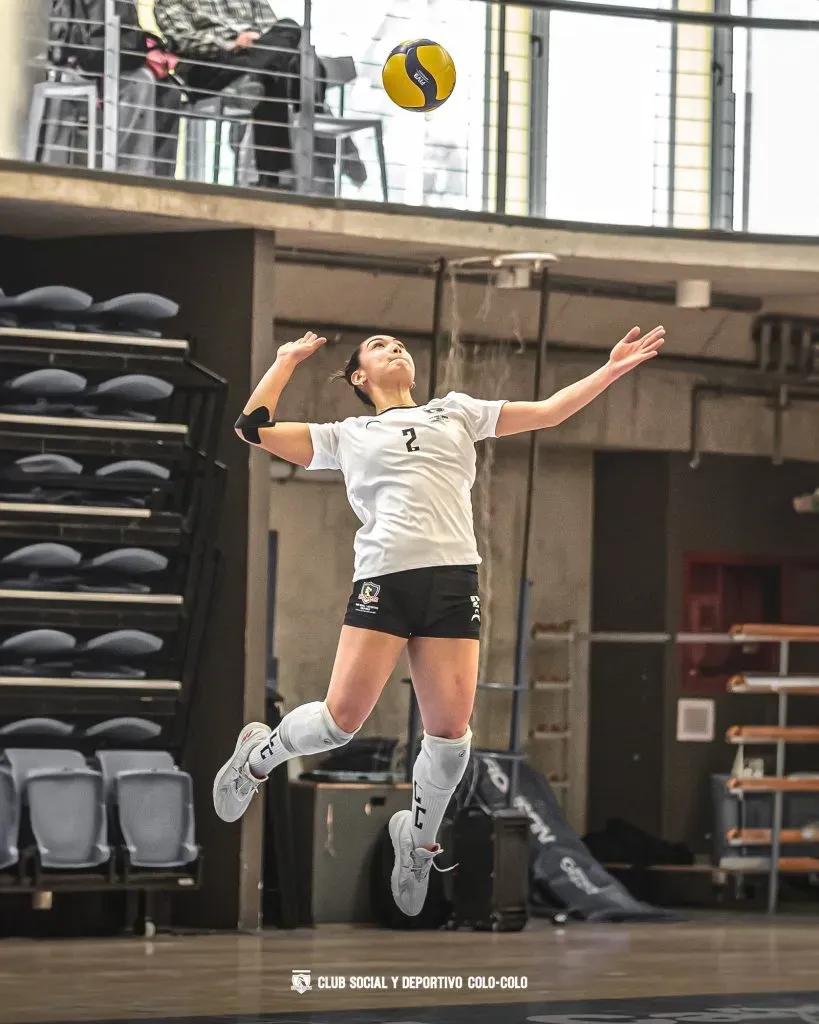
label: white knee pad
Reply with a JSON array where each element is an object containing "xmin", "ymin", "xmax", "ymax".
[
  {"xmin": 279, "ymin": 701, "xmax": 356, "ymax": 757},
  {"xmin": 420, "ymin": 727, "xmax": 472, "ymax": 791}
]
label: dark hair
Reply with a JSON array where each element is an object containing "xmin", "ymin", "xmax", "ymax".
[{"xmin": 330, "ymin": 343, "xmax": 375, "ymax": 408}]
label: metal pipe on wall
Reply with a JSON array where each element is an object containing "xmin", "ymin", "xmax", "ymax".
[
  {"xmin": 509, "ymin": 268, "xmax": 552, "ymax": 800},
  {"xmin": 688, "ymin": 383, "xmax": 819, "ymax": 468}
]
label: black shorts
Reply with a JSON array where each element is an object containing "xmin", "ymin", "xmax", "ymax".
[{"xmin": 344, "ymin": 565, "xmax": 481, "ymax": 640}]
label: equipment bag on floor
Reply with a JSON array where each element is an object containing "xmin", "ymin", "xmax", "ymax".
[{"xmin": 460, "ymin": 755, "xmax": 677, "ymax": 922}]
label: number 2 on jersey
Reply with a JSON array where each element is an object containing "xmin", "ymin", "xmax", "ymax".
[{"xmin": 402, "ymin": 427, "xmax": 420, "ymax": 452}]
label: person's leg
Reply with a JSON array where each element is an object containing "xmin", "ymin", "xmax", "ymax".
[
  {"xmin": 249, "ymin": 84, "xmax": 293, "ymax": 182},
  {"xmin": 212, "ymin": 625, "xmax": 406, "ymax": 822},
  {"xmin": 407, "ymin": 636, "xmax": 478, "ymax": 842},
  {"xmin": 387, "ymin": 565, "xmax": 481, "ymax": 916},
  {"xmin": 153, "ymin": 79, "xmax": 184, "ymax": 178},
  {"xmin": 387, "ymin": 634, "xmax": 478, "ymax": 915}
]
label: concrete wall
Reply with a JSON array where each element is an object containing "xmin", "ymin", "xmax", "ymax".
[
  {"xmin": 271, "ymin": 263, "xmax": 759, "ymax": 362},
  {"xmin": 271, "ymin": 331, "xmax": 819, "ymax": 466}
]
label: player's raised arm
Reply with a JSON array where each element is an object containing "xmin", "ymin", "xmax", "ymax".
[
  {"xmin": 234, "ymin": 331, "xmax": 326, "ymax": 466},
  {"xmin": 496, "ymin": 325, "xmax": 665, "ymax": 436}
]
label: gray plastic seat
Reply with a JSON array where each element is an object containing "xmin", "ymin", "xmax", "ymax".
[
  {"xmin": 3, "ymin": 369, "xmax": 87, "ymax": 396},
  {"xmin": 97, "ymin": 751, "xmax": 197, "ymax": 868},
  {"xmin": 9, "ymin": 454, "xmax": 83, "ymax": 476},
  {"xmin": 81, "ymin": 630, "xmax": 162, "ymax": 657},
  {"xmin": 85, "ymin": 293, "xmax": 179, "ymax": 321},
  {"xmin": 0, "ymin": 286, "xmax": 93, "ymax": 313},
  {"xmin": 88, "ymin": 549, "xmax": 168, "ymax": 574},
  {"xmin": 2, "ymin": 544, "xmax": 81, "ymax": 569},
  {"xmin": 0, "ymin": 718, "xmax": 73, "ymax": 738},
  {"xmin": 84, "ymin": 718, "xmax": 161, "ymax": 742},
  {"xmin": 91, "ymin": 375, "xmax": 173, "ymax": 402},
  {"xmin": 0, "ymin": 630, "xmax": 76, "ymax": 656},
  {"xmin": 96, "ymin": 460, "xmax": 169, "ymax": 480},
  {"xmin": 3, "ymin": 749, "xmax": 108, "ymax": 869},
  {"xmin": 0, "ymin": 768, "xmax": 18, "ymax": 869}
]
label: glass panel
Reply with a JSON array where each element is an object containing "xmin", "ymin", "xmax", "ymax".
[
  {"xmin": 747, "ymin": 0, "xmax": 819, "ymax": 235},
  {"xmin": 544, "ymin": 0, "xmax": 673, "ymax": 226},
  {"xmin": 299, "ymin": 0, "xmax": 488, "ymax": 209}
]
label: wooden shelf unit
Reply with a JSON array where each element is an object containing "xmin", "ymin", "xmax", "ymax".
[{"xmin": 726, "ymin": 624, "xmax": 819, "ymax": 913}]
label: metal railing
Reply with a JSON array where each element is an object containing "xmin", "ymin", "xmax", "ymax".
[{"xmin": 16, "ymin": 0, "xmax": 819, "ymax": 235}]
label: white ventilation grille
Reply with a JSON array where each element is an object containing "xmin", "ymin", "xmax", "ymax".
[{"xmin": 676, "ymin": 698, "xmax": 715, "ymax": 742}]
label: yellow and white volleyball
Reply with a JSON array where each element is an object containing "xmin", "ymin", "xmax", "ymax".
[{"xmin": 382, "ymin": 39, "xmax": 456, "ymax": 112}]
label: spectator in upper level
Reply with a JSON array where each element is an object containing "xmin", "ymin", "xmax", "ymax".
[{"xmin": 154, "ymin": 0, "xmax": 308, "ymax": 188}]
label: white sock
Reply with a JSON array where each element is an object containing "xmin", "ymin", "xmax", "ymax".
[
  {"xmin": 410, "ymin": 728, "xmax": 472, "ymax": 848},
  {"xmin": 247, "ymin": 701, "xmax": 356, "ymax": 779}
]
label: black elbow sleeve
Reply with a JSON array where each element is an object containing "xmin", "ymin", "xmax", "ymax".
[{"xmin": 235, "ymin": 406, "xmax": 276, "ymax": 445}]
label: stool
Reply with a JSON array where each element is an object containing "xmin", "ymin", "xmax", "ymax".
[
  {"xmin": 184, "ymin": 75, "xmax": 263, "ymax": 186},
  {"xmin": 26, "ymin": 79, "xmax": 98, "ymax": 169}
]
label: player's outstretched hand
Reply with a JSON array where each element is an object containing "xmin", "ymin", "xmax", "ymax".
[
  {"xmin": 606, "ymin": 325, "xmax": 666, "ymax": 380},
  {"xmin": 277, "ymin": 331, "xmax": 327, "ymax": 365}
]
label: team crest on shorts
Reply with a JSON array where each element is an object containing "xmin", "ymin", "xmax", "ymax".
[{"xmin": 358, "ymin": 581, "xmax": 381, "ymax": 605}]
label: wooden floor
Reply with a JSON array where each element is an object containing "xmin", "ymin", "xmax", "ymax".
[{"xmin": 3, "ymin": 915, "xmax": 819, "ymax": 1024}]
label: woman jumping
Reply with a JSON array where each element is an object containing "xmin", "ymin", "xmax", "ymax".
[{"xmin": 214, "ymin": 324, "xmax": 666, "ymax": 916}]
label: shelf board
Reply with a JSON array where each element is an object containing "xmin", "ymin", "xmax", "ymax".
[
  {"xmin": 530, "ymin": 730, "xmax": 570, "ymax": 741},
  {"xmin": 728, "ymin": 675, "xmax": 819, "ymax": 695},
  {"xmin": 0, "ymin": 412, "xmax": 187, "ymax": 435},
  {"xmin": 607, "ymin": 859, "xmax": 819, "ymax": 875},
  {"xmin": 726, "ymin": 827, "xmax": 819, "ymax": 846},
  {"xmin": 532, "ymin": 680, "xmax": 571, "ymax": 692},
  {"xmin": 0, "ymin": 676, "xmax": 181, "ymax": 691},
  {"xmin": 730, "ymin": 623, "xmax": 819, "ymax": 642},
  {"xmin": 0, "ymin": 326, "xmax": 188, "ymax": 352},
  {"xmin": 727, "ymin": 725, "xmax": 819, "ymax": 744},
  {"xmin": 727, "ymin": 776, "xmax": 819, "ymax": 793},
  {"xmin": 0, "ymin": 590, "xmax": 183, "ymax": 605},
  {"xmin": 530, "ymin": 630, "xmax": 573, "ymax": 643},
  {"xmin": 0, "ymin": 502, "xmax": 152, "ymax": 519}
]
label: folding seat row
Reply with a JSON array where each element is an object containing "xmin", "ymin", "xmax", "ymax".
[
  {"xmin": 0, "ymin": 281, "xmax": 222, "ymax": 911},
  {"xmin": 0, "ymin": 630, "xmax": 166, "ymax": 682},
  {"xmin": 0, "ymin": 286, "xmax": 178, "ymax": 337},
  {"xmin": 0, "ymin": 743, "xmax": 198, "ymax": 874}
]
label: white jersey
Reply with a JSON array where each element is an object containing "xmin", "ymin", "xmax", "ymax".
[{"xmin": 306, "ymin": 391, "xmax": 507, "ymax": 582}]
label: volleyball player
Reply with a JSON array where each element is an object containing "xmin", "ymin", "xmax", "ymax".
[{"xmin": 215, "ymin": 324, "xmax": 665, "ymax": 916}]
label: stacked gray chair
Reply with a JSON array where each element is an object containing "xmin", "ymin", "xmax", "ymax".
[
  {"xmin": 96, "ymin": 750, "xmax": 197, "ymax": 869},
  {"xmin": 3, "ymin": 748, "xmax": 109, "ymax": 869}
]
